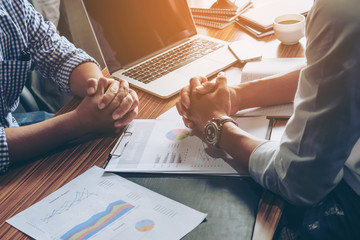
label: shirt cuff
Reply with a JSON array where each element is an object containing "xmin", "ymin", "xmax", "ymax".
[
  {"xmin": 0, "ymin": 128, "xmax": 10, "ymax": 174},
  {"xmin": 249, "ymin": 140, "xmax": 280, "ymax": 187},
  {"xmin": 57, "ymin": 50, "xmax": 100, "ymax": 95}
]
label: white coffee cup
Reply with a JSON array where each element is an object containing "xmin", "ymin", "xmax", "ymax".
[{"xmin": 273, "ymin": 14, "xmax": 305, "ymax": 45}]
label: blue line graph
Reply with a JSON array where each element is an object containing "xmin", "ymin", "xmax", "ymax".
[{"xmin": 41, "ymin": 188, "xmax": 97, "ymax": 223}]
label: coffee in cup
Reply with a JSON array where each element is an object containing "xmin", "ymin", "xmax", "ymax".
[{"xmin": 273, "ymin": 14, "xmax": 305, "ymax": 45}]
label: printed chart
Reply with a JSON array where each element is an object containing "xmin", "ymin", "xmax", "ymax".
[
  {"xmin": 7, "ymin": 167, "xmax": 207, "ymax": 240},
  {"xmin": 155, "ymin": 150, "xmax": 182, "ymax": 165},
  {"xmin": 106, "ymin": 120, "xmax": 242, "ymax": 175},
  {"xmin": 61, "ymin": 200, "xmax": 134, "ymax": 239},
  {"xmin": 166, "ymin": 129, "xmax": 189, "ymax": 141},
  {"xmin": 41, "ymin": 188, "xmax": 97, "ymax": 224},
  {"xmin": 135, "ymin": 219, "xmax": 155, "ymax": 232}
]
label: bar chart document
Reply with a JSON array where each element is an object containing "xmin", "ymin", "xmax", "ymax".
[
  {"xmin": 105, "ymin": 118, "xmax": 268, "ymax": 175},
  {"xmin": 7, "ymin": 166, "xmax": 207, "ymax": 240}
]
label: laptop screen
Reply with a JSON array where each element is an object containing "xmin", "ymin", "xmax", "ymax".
[{"xmin": 82, "ymin": 0, "xmax": 197, "ymax": 73}]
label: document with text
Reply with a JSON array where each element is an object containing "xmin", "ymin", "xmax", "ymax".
[
  {"xmin": 235, "ymin": 58, "xmax": 306, "ymax": 117},
  {"xmin": 105, "ymin": 118, "xmax": 268, "ymax": 175},
  {"xmin": 7, "ymin": 166, "xmax": 206, "ymax": 240}
]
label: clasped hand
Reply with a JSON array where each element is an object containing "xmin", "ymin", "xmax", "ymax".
[
  {"xmin": 76, "ymin": 77, "xmax": 138, "ymax": 135},
  {"xmin": 176, "ymin": 72, "xmax": 234, "ymax": 137}
]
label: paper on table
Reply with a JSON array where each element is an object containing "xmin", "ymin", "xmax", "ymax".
[
  {"xmin": 270, "ymin": 123, "xmax": 286, "ymax": 141},
  {"xmin": 237, "ymin": 0, "xmax": 313, "ymax": 31},
  {"xmin": 234, "ymin": 103, "xmax": 293, "ymax": 117},
  {"xmin": 7, "ymin": 166, "xmax": 207, "ymax": 240},
  {"xmin": 161, "ymin": 105, "xmax": 270, "ymax": 138},
  {"xmin": 241, "ymin": 58, "xmax": 306, "ymax": 83},
  {"xmin": 157, "ymin": 106, "xmax": 180, "ymax": 121},
  {"xmin": 235, "ymin": 58, "xmax": 306, "ymax": 117},
  {"xmin": 105, "ymin": 117, "xmax": 268, "ymax": 176}
]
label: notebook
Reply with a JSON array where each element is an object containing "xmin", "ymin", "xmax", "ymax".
[
  {"xmin": 189, "ymin": 0, "xmax": 251, "ymax": 16},
  {"xmin": 237, "ymin": 0, "xmax": 313, "ymax": 31},
  {"xmin": 81, "ymin": 0, "xmax": 237, "ymax": 99},
  {"xmin": 193, "ymin": 12, "xmax": 240, "ymax": 23},
  {"xmin": 193, "ymin": 18, "xmax": 234, "ymax": 30},
  {"xmin": 235, "ymin": 19, "xmax": 274, "ymax": 38},
  {"xmin": 192, "ymin": 1, "xmax": 253, "ymax": 23}
]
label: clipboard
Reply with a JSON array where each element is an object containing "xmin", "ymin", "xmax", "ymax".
[
  {"xmin": 103, "ymin": 126, "xmax": 133, "ymax": 168},
  {"xmin": 102, "ymin": 118, "xmax": 269, "ymax": 175},
  {"xmin": 266, "ymin": 116, "xmax": 289, "ymax": 141}
]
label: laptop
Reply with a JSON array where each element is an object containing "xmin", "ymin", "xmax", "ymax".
[{"xmin": 81, "ymin": 0, "xmax": 237, "ymax": 99}]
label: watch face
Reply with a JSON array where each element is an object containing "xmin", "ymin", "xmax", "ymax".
[{"xmin": 204, "ymin": 122, "xmax": 219, "ymax": 145}]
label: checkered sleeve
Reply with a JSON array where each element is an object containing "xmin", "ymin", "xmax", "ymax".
[
  {"xmin": 0, "ymin": 128, "xmax": 10, "ymax": 174},
  {"xmin": 23, "ymin": 0, "xmax": 100, "ymax": 94}
]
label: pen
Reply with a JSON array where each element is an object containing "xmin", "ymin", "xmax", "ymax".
[
  {"xmin": 103, "ymin": 154, "xmax": 112, "ymax": 169},
  {"xmin": 266, "ymin": 116, "xmax": 290, "ymax": 119},
  {"xmin": 265, "ymin": 118, "xmax": 273, "ymax": 140}
]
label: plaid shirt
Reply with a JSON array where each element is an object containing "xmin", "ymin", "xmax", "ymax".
[{"xmin": 0, "ymin": 0, "xmax": 98, "ymax": 173}]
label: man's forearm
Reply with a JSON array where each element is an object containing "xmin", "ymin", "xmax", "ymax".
[
  {"xmin": 217, "ymin": 122, "xmax": 266, "ymax": 171},
  {"xmin": 233, "ymin": 66, "xmax": 303, "ymax": 111},
  {"xmin": 5, "ymin": 111, "xmax": 87, "ymax": 165},
  {"xmin": 69, "ymin": 62, "xmax": 103, "ymax": 97}
]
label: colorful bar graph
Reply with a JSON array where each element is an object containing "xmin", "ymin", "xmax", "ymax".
[
  {"xmin": 177, "ymin": 156, "xmax": 182, "ymax": 164},
  {"xmin": 170, "ymin": 152, "xmax": 176, "ymax": 164},
  {"xmin": 154, "ymin": 155, "xmax": 161, "ymax": 164},
  {"xmin": 155, "ymin": 152, "xmax": 182, "ymax": 165},
  {"xmin": 163, "ymin": 153, "xmax": 169, "ymax": 164}
]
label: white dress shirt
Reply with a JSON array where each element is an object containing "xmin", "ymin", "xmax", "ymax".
[{"xmin": 249, "ymin": 0, "xmax": 360, "ymax": 205}]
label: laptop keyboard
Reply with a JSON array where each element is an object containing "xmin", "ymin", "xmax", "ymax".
[{"xmin": 122, "ymin": 38, "xmax": 224, "ymax": 84}]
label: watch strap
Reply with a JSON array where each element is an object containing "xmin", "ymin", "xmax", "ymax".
[
  {"xmin": 216, "ymin": 116, "xmax": 238, "ymax": 128},
  {"xmin": 206, "ymin": 116, "xmax": 238, "ymax": 148}
]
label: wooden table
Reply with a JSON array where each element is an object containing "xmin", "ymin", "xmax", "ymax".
[{"xmin": 0, "ymin": 22, "xmax": 305, "ymax": 239}]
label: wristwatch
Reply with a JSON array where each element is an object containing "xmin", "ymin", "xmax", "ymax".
[{"xmin": 204, "ymin": 116, "xmax": 238, "ymax": 148}]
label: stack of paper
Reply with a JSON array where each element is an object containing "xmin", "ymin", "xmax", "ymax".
[
  {"xmin": 235, "ymin": 0, "xmax": 313, "ymax": 38},
  {"xmin": 188, "ymin": 0, "xmax": 253, "ymax": 29}
]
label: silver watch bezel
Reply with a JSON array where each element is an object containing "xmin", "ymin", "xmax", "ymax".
[
  {"xmin": 204, "ymin": 116, "xmax": 238, "ymax": 147},
  {"xmin": 204, "ymin": 120, "xmax": 220, "ymax": 146}
]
